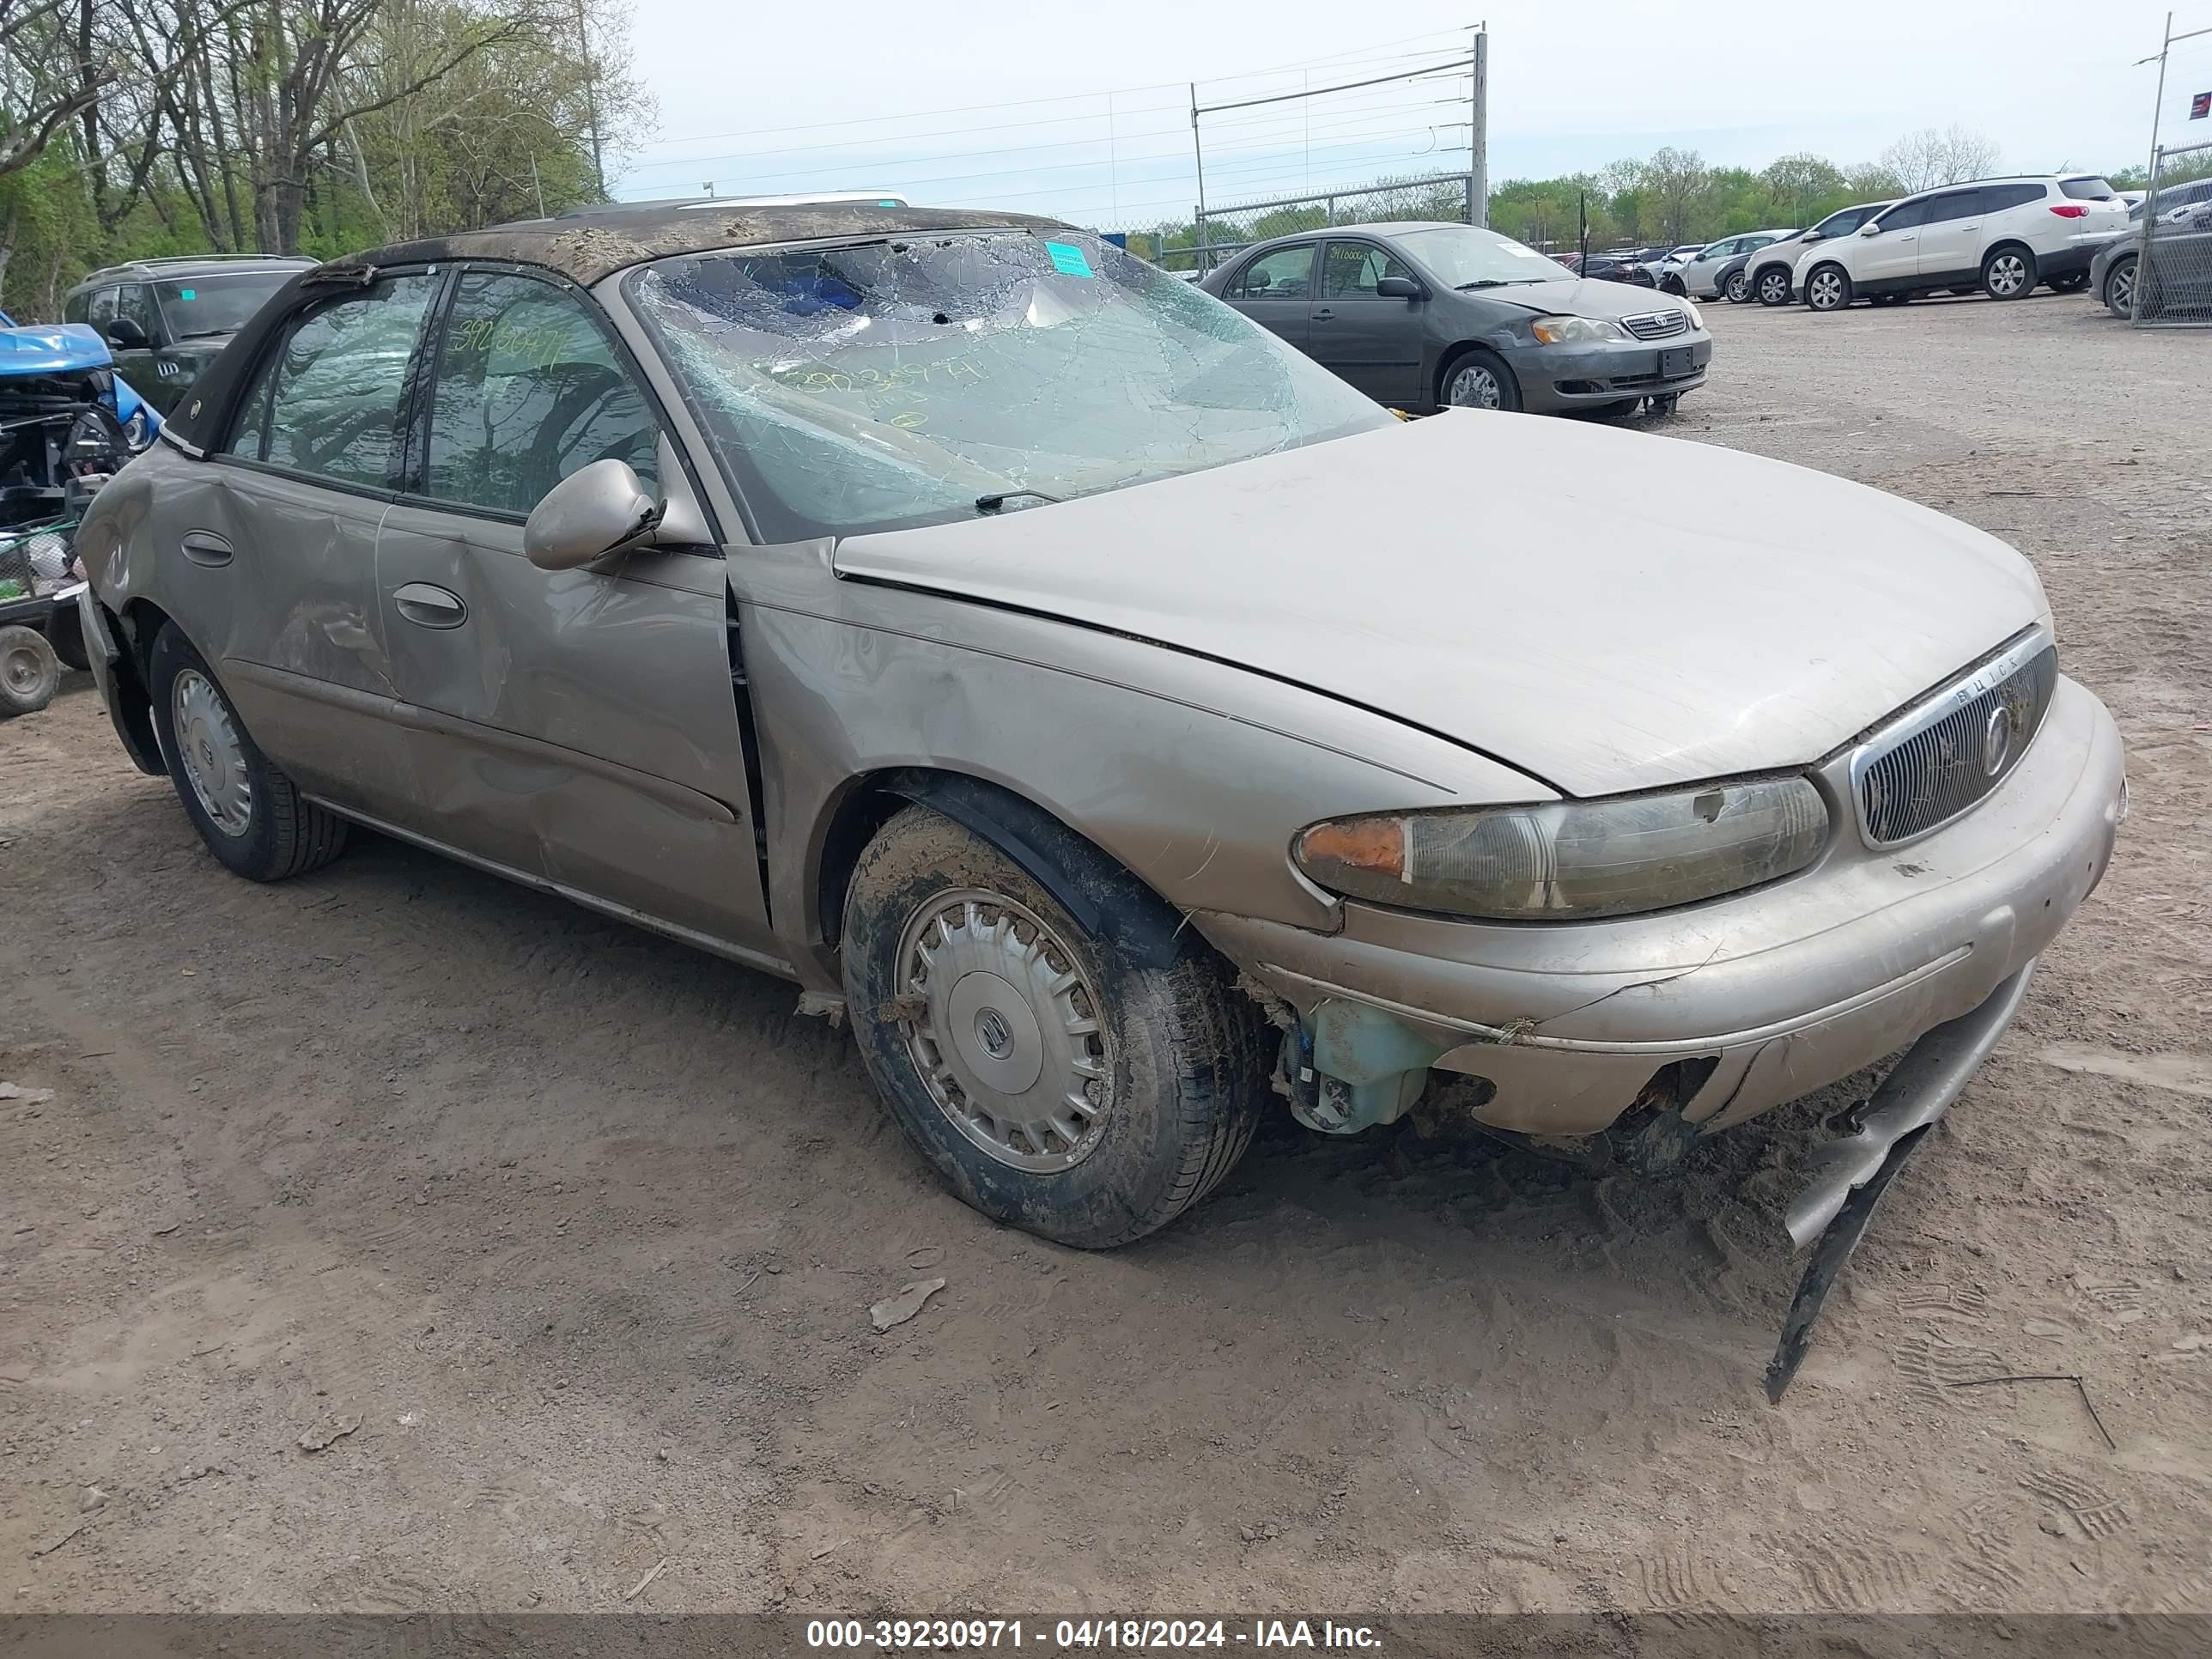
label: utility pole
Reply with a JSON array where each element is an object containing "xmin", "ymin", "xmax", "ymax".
[
  {"xmin": 531, "ymin": 152, "xmax": 547, "ymax": 218},
  {"xmin": 1468, "ymin": 22, "xmax": 1489, "ymax": 228},
  {"xmin": 575, "ymin": 0, "xmax": 606, "ymax": 201},
  {"xmin": 1188, "ymin": 82, "xmax": 1209, "ymax": 266}
]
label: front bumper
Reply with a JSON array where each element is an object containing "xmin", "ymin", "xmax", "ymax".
[
  {"xmin": 1197, "ymin": 675, "xmax": 2124, "ymax": 1139},
  {"xmin": 78, "ymin": 584, "xmax": 165, "ymax": 776},
  {"xmin": 1510, "ymin": 333, "xmax": 1713, "ymax": 413}
]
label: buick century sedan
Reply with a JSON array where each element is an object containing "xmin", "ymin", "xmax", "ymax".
[{"xmin": 75, "ymin": 204, "xmax": 2124, "ymax": 1393}]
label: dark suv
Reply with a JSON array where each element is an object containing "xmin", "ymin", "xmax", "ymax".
[{"xmin": 62, "ymin": 256, "xmax": 314, "ymax": 416}]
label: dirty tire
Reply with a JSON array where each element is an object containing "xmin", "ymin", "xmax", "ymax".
[
  {"xmin": 842, "ymin": 803, "xmax": 1270, "ymax": 1249},
  {"xmin": 148, "ymin": 622, "xmax": 349, "ymax": 882},
  {"xmin": 0, "ymin": 624, "xmax": 60, "ymax": 716},
  {"xmin": 1439, "ymin": 347, "xmax": 1522, "ymax": 413}
]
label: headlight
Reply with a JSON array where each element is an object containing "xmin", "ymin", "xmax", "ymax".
[
  {"xmin": 1683, "ymin": 299, "xmax": 1705, "ymax": 329},
  {"xmin": 121, "ymin": 408, "xmax": 152, "ymax": 453},
  {"xmin": 1293, "ymin": 777, "xmax": 1829, "ymax": 921},
  {"xmin": 1530, "ymin": 314, "xmax": 1627, "ymax": 345}
]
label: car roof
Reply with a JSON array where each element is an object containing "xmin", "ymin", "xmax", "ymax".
[
  {"xmin": 314, "ymin": 202, "xmax": 1068, "ymax": 289},
  {"xmin": 1892, "ymin": 173, "xmax": 2106, "ymax": 203},
  {"xmin": 71, "ymin": 254, "xmax": 317, "ymax": 289}
]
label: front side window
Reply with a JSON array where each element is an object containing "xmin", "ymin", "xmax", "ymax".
[
  {"xmin": 1875, "ymin": 198, "xmax": 1933, "ymax": 231},
  {"xmin": 1322, "ymin": 242, "xmax": 1413, "ymax": 298},
  {"xmin": 1230, "ymin": 246, "xmax": 1316, "ymax": 300},
  {"xmin": 222, "ymin": 273, "xmax": 440, "ymax": 489},
  {"xmin": 154, "ymin": 271, "xmax": 298, "ymax": 342},
  {"xmin": 626, "ymin": 229, "xmax": 1390, "ymax": 542},
  {"xmin": 85, "ymin": 288, "xmax": 120, "ymax": 329},
  {"xmin": 115, "ymin": 285, "xmax": 157, "ymax": 339},
  {"xmin": 422, "ymin": 271, "xmax": 659, "ymax": 516}
]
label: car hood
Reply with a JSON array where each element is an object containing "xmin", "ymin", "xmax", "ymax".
[
  {"xmin": 832, "ymin": 414, "xmax": 2048, "ymax": 797},
  {"xmin": 0, "ymin": 323, "xmax": 112, "ymax": 375},
  {"xmin": 1471, "ymin": 277, "xmax": 1677, "ymax": 319}
]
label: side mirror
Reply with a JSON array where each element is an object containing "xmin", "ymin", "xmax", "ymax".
[
  {"xmin": 104, "ymin": 318, "xmax": 149, "ymax": 350},
  {"xmin": 1374, "ymin": 276, "xmax": 1423, "ymax": 300},
  {"xmin": 1857, "ymin": 221, "xmax": 1883, "ymax": 236},
  {"xmin": 524, "ymin": 459, "xmax": 659, "ymax": 571}
]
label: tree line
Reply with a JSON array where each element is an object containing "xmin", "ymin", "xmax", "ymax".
[
  {"xmin": 0, "ymin": 0, "xmax": 648, "ymax": 318},
  {"xmin": 1130, "ymin": 126, "xmax": 2163, "ymax": 267}
]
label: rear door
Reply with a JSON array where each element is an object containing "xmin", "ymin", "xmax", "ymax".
[
  {"xmin": 1308, "ymin": 240, "xmax": 1422, "ymax": 405},
  {"xmin": 1219, "ymin": 244, "xmax": 1317, "ymax": 349},
  {"xmin": 179, "ymin": 270, "xmax": 444, "ymax": 815},
  {"xmin": 1911, "ymin": 189, "xmax": 1989, "ymax": 282},
  {"xmin": 373, "ymin": 264, "xmax": 772, "ymax": 953}
]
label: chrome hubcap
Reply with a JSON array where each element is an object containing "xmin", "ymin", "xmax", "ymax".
[
  {"xmin": 2, "ymin": 641, "xmax": 42, "ymax": 696},
  {"xmin": 172, "ymin": 668, "xmax": 252, "ymax": 836},
  {"xmin": 894, "ymin": 890, "xmax": 1112, "ymax": 1173},
  {"xmin": 1449, "ymin": 365, "xmax": 1502, "ymax": 409},
  {"xmin": 1990, "ymin": 256, "xmax": 2026, "ymax": 295}
]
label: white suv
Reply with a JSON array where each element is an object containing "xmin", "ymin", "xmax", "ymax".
[{"xmin": 1797, "ymin": 174, "xmax": 2129, "ymax": 311}]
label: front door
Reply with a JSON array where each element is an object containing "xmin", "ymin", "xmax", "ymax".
[
  {"xmin": 374, "ymin": 266, "xmax": 772, "ymax": 955},
  {"xmin": 1854, "ymin": 198, "xmax": 1930, "ymax": 285},
  {"xmin": 1911, "ymin": 189, "xmax": 1989, "ymax": 283},
  {"xmin": 1309, "ymin": 240, "xmax": 1422, "ymax": 406},
  {"xmin": 1221, "ymin": 244, "xmax": 1317, "ymax": 350},
  {"xmin": 1683, "ymin": 240, "xmax": 1737, "ymax": 295},
  {"xmin": 177, "ymin": 270, "xmax": 445, "ymax": 815}
]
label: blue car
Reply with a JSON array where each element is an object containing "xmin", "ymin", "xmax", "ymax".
[{"xmin": 0, "ymin": 312, "xmax": 160, "ymax": 716}]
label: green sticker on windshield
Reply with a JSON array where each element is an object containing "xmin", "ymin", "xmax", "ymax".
[
  {"xmin": 1043, "ymin": 241, "xmax": 1094, "ymax": 278},
  {"xmin": 179, "ymin": 288, "xmax": 196, "ymax": 300}
]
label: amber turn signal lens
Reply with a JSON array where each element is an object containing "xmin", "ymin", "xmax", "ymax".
[{"xmin": 1296, "ymin": 817, "xmax": 1405, "ymax": 880}]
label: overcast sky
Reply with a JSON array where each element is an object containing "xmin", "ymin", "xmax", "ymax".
[{"xmin": 613, "ymin": 3, "xmax": 2209, "ymax": 224}]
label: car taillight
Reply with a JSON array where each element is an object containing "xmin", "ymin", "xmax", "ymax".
[{"xmin": 2050, "ymin": 204, "xmax": 2088, "ymax": 218}]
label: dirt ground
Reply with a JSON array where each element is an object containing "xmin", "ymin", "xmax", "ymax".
[{"xmin": 3, "ymin": 290, "xmax": 2209, "ymax": 1618}]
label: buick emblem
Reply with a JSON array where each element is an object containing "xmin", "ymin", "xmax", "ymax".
[{"xmin": 1981, "ymin": 706, "xmax": 2012, "ymax": 778}]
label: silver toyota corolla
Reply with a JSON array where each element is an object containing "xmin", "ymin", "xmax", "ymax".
[{"xmin": 74, "ymin": 204, "xmax": 2124, "ymax": 1393}]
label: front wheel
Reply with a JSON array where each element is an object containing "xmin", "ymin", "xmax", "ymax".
[
  {"xmin": 0, "ymin": 624, "xmax": 60, "ymax": 717},
  {"xmin": 147, "ymin": 623, "xmax": 349, "ymax": 881},
  {"xmin": 2103, "ymin": 256, "xmax": 2137, "ymax": 319},
  {"xmin": 1440, "ymin": 348, "xmax": 1522, "ymax": 413},
  {"xmin": 842, "ymin": 804, "xmax": 1271, "ymax": 1249},
  {"xmin": 1754, "ymin": 267, "xmax": 1792, "ymax": 307},
  {"xmin": 1661, "ymin": 274, "xmax": 1686, "ymax": 295},
  {"xmin": 1804, "ymin": 264, "xmax": 1851, "ymax": 311},
  {"xmin": 1981, "ymin": 246, "xmax": 2036, "ymax": 300},
  {"xmin": 1723, "ymin": 270, "xmax": 1752, "ymax": 304},
  {"xmin": 2045, "ymin": 271, "xmax": 2090, "ymax": 294}
]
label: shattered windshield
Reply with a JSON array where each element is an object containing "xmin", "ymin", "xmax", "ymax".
[
  {"xmin": 152, "ymin": 273, "xmax": 293, "ymax": 340},
  {"xmin": 624, "ymin": 230, "xmax": 1392, "ymax": 541},
  {"xmin": 1393, "ymin": 226, "xmax": 1570, "ymax": 287}
]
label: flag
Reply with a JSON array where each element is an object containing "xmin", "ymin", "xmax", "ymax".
[{"xmin": 2191, "ymin": 90, "xmax": 2211, "ymax": 119}]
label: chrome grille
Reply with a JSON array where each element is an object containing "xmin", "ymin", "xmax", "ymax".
[
  {"xmin": 1620, "ymin": 309, "xmax": 1688, "ymax": 340},
  {"xmin": 1850, "ymin": 631, "xmax": 2059, "ymax": 847}
]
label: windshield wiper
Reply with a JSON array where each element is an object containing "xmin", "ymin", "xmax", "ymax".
[
  {"xmin": 975, "ymin": 489, "xmax": 1064, "ymax": 514},
  {"xmin": 1455, "ymin": 279, "xmax": 1514, "ymax": 289}
]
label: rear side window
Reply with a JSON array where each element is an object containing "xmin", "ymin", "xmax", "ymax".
[
  {"xmin": 1981, "ymin": 184, "xmax": 2045, "ymax": 211},
  {"xmin": 223, "ymin": 273, "xmax": 440, "ymax": 490},
  {"xmin": 1919, "ymin": 192, "xmax": 1982, "ymax": 226},
  {"xmin": 420, "ymin": 270, "xmax": 659, "ymax": 516},
  {"xmin": 2063, "ymin": 177, "xmax": 2116, "ymax": 200},
  {"xmin": 1229, "ymin": 246, "xmax": 1315, "ymax": 300}
]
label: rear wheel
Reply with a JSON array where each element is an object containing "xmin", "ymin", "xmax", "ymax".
[
  {"xmin": 1440, "ymin": 347, "xmax": 1522, "ymax": 413},
  {"xmin": 147, "ymin": 623, "xmax": 349, "ymax": 881},
  {"xmin": 0, "ymin": 624, "xmax": 59, "ymax": 717},
  {"xmin": 1981, "ymin": 245, "xmax": 2036, "ymax": 300},
  {"xmin": 1754, "ymin": 266, "xmax": 1792, "ymax": 306},
  {"xmin": 1804, "ymin": 264, "xmax": 1851, "ymax": 311},
  {"xmin": 841, "ymin": 804, "xmax": 1270, "ymax": 1249},
  {"xmin": 2045, "ymin": 271, "xmax": 2089, "ymax": 294},
  {"xmin": 1948, "ymin": 285, "xmax": 1980, "ymax": 296}
]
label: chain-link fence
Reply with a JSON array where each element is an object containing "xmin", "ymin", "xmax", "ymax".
[
  {"xmin": 2130, "ymin": 139, "xmax": 2212, "ymax": 327},
  {"xmin": 1134, "ymin": 173, "xmax": 1473, "ymax": 276}
]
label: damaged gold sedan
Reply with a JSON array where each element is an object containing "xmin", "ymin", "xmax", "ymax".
[{"xmin": 73, "ymin": 204, "xmax": 2125, "ymax": 1395}]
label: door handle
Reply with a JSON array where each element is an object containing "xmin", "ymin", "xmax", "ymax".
[
  {"xmin": 180, "ymin": 531, "xmax": 233, "ymax": 567},
  {"xmin": 1312, "ymin": 307, "xmax": 1335, "ymax": 321},
  {"xmin": 392, "ymin": 581, "xmax": 467, "ymax": 629}
]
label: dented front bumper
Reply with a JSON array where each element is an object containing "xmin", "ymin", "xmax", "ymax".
[{"xmin": 1198, "ymin": 674, "xmax": 2125, "ymax": 1139}]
